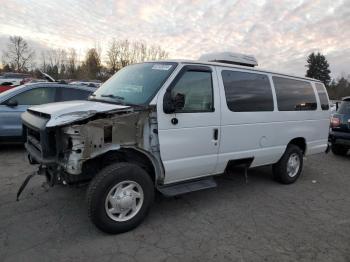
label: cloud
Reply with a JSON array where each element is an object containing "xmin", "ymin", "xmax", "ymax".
[{"xmin": 0, "ymin": 0, "xmax": 349, "ymax": 77}]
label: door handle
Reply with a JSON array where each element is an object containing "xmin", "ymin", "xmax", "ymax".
[{"xmin": 213, "ymin": 128, "xmax": 218, "ymax": 140}]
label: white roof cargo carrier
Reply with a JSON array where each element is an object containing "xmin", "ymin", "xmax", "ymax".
[{"xmin": 199, "ymin": 52, "xmax": 258, "ymax": 67}]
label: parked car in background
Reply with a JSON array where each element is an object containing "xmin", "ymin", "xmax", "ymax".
[
  {"xmin": 0, "ymin": 83, "xmax": 95, "ymax": 142},
  {"xmin": 329, "ymin": 96, "xmax": 350, "ymax": 155},
  {"xmin": 0, "ymin": 82, "xmax": 16, "ymax": 93},
  {"xmin": 69, "ymin": 80, "xmax": 102, "ymax": 88},
  {"xmin": 330, "ymin": 102, "xmax": 337, "ymax": 114},
  {"xmin": 0, "ymin": 72, "xmax": 31, "ymax": 86},
  {"xmin": 26, "ymin": 79, "xmax": 48, "ymax": 84}
]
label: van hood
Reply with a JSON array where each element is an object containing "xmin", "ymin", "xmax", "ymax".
[{"xmin": 27, "ymin": 100, "xmax": 131, "ymax": 127}]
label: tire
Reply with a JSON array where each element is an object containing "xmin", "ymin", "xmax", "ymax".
[
  {"xmin": 331, "ymin": 144, "xmax": 348, "ymax": 156},
  {"xmin": 87, "ymin": 162, "xmax": 154, "ymax": 234},
  {"xmin": 273, "ymin": 144, "xmax": 303, "ymax": 184}
]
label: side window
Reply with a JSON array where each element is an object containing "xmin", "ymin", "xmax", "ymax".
[
  {"xmin": 170, "ymin": 70, "xmax": 213, "ymax": 112},
  {"xmin": 273, "ymin": 77, "xmax": 317, "ymax": 111},
  {"xmin": 8, "ymin": 87, "xmax": 56, "ymax": 105},
  {"xmin": 221, "ymin": 70, "xmax": 274, "ymax": 112},
  {"xmin": 59, "ymin": 88, "xmax": 92, "ymax": 101},
  {"xmin": 315, "ymin": 83, "xmax": 329, "ymax": 110}
]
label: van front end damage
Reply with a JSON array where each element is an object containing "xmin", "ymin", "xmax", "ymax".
[
  {"xmin": 18, "ymin": 101, "xmax": 162, "ymax": 200},
  {"xmin": 60, "ymin": 110, "xmax": 147, "ymax": 176}
]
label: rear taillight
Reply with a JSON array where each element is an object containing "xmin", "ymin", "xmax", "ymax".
[{"xmin": 331, "ymin": 117, "xmax": 340, "ymax": 128}]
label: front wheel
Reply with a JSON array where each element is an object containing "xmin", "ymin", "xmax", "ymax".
[
  {"xmin": 273, "ymin": 144, "xmax": 303, "ymax": 184},
  {"xmin": 87, "ymin": 162, "xmax": 154, "ymax": 234}
]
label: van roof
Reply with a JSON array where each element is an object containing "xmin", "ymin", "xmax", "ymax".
[{"xmin": 156, "ymin": 59, "xmax": 322, "ymax": 84}]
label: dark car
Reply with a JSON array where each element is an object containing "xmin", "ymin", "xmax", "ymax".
[
  {"xmin": 0, "ymin": 82, "xmax": 96, "ymax": 142},
  {"xmin": 329, "ymin": 96, "xmax": 350, "ymax": 155}
]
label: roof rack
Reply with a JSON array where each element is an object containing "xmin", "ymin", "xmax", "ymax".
[{"xmin": 198, "ymin": 52, "xmax": 258, "ymax": 67}]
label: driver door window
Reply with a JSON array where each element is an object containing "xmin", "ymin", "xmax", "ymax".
[
  {"xmin": 171, "ymin": 70, "xmax": 214, "ymax": 112},
  {"xmin": 7, "ymin": 87, "xmax": 56, "ymax": 105}
]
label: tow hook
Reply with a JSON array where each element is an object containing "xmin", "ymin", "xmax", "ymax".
[{"xmin": 16, "ymin": 165, "xmax": 46, "ymax": 201}]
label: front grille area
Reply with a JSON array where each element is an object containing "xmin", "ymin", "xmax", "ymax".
[
  {"xmin": 22, "ymin": 110, "xmax": 57, "ymax": 161},
  {"xmin": 27, "ymin": 127, "xmax": 42, "ymax": 153},
  {"xmin": 28, "ymin": 127, "xmax": 40, "ymax": 141}
]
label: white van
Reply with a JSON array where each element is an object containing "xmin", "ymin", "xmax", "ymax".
[{"xmin": 21, "ymin": 53, "xmax": 330, "ymax": 233}]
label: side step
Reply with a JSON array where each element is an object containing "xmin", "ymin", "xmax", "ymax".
[{"xmin": 158, "ymin": 177, "xmax": 217, "ymax": 197}]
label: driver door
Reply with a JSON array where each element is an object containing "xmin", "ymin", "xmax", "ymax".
[{"xmin": 157, "ymin": 65, "xmax": 221, "ymax": 184}]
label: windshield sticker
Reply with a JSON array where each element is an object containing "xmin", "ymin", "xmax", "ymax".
[{"xmin": 152, "ymin": 64, "xmax": 172, "ymax": 71}]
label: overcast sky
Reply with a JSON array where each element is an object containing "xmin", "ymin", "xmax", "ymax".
[{"xmin": 0, "ymin": 0, "xmax": 349, "ymax": 78}]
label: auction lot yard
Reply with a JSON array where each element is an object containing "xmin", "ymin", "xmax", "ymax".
[{"xmin": 0, "ymin": 146, "xmax": 349, "ymax": 262}]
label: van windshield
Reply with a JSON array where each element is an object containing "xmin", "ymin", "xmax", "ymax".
[{"xmin": 92, "ymin": 62, "xmax": 177, "ymax": 105}]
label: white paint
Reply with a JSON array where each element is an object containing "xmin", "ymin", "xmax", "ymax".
[
  {"xmin": 156, "ymin": 62, "xmax": 330, "ymax": 184},
  {"xmin": 199, "ymin": 52, "xmax": 258, "ymax": 67},
  {"xmin": 28, "ymin": 101, "xmax": 130, "ymax": 127},
  {"xmin": 157, "ymin": 65, "xmax": 221, "ymax": 183}
]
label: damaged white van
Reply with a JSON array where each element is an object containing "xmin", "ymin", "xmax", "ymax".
[{"xmin": 21, "ymin": 52, "xmax": 330, "ymax": 233}]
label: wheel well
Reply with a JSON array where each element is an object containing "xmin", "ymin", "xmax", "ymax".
[
  {"xmin": 97, "ymin": 148, "xmax": 157, "ymax": 183},
  {"xmin": 288, "ymin": 137, "xmax": 306, "ymax": 154}
]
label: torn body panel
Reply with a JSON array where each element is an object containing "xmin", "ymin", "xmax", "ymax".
[
  {"xmin": 60, "ymin": 111, "xmax": 149, "ymax": 175},
  {"xmin": 22, "ymin": 103, "xmax": 163, "ymax": 187}
]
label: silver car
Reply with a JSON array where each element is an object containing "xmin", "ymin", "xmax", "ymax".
[{"xmin": 0, "ymin": 82, "xmax": 96, "ymax": 142}]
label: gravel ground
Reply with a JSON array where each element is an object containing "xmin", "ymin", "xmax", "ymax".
[{"xmin": 0, "ymin": 145, "xmax": 349, "ymax": 262}]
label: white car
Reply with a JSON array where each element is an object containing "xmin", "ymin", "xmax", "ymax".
[
  {"xmin": 0, "ymin": 72, "xmax": 31, "ymax": 86},
  {"xmin": 21, "ymin": 52, "xmax": 330, "ymax": 233}
]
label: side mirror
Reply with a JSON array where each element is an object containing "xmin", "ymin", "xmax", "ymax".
[
  {"xmin": 5, "ymin": 99, "xmax": 18, "ymax": 107},
  {"xmin": 163, "ymin": 91, "xmax": 186, "ymax": 114}
]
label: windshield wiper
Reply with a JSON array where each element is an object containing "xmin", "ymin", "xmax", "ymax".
[
  {"xmin": 101, "ymin": 94, "xmax": 125, "ymax": 100},
  {"xmin": 89, "ymin": 94, "xmax": 145, "ymax": 108}
]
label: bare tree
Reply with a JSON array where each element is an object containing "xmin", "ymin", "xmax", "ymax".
[
  {"xmin": 67, "ymin": 48, "xmax": 78, "ymax": 78},
  {"xmin": 40, "ymin": 51, "xmax": 48, "ymax": 72},
  {"xmin": 2, "ymin": 36, "xmax": 35, "ymax": 72},
  {"xmin": 105, "ymin": 39, "xmax": 169, "ymax": 73},
  {"xmin": 106, "ymin": 39, "xmax": 120, "ymax": 73}
]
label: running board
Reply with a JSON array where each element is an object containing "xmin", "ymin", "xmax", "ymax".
[{"xmin": 158, "ymin": 177, "xmax": 217, "ymax": 197}]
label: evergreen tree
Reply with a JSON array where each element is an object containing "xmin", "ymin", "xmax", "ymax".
[
  {"xmin": 83, "ymin": 48, "xmax": 101, "ymax": 80},
  {"xmin": 306, "ymin": 52, "xmax": 331, "ymax": 86}
]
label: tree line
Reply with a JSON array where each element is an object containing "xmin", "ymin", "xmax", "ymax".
[
  {"xmin": 306, "ymin": 52, "xmax": 350, "ymax": 100},
  {"xmin": 1, "ymin": 36, "xmax": 168, "ymax": 81},
  {"xmin": 1, "ymin": 36, "xmax": 349, "ymax": 100}
]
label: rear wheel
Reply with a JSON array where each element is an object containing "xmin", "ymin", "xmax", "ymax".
[
  {"xmin": 331, "ymin": 144, "xmax": 348, "ymax": 156},
  {"xmin": 87, "ymin": 162, "xmax": 154, "ymax": 234},
  {"xmin": 273, "ymin": 144, "xmax": 303, "ymax": 184}
]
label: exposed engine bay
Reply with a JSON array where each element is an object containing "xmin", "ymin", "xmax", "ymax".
[{"xmin": 20, "ymin": 101, "xmax": 162, "ymax": 194}]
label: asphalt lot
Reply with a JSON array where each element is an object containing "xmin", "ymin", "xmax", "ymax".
[{"xmin": 0, "ymin": 145, "xmax": 349, "ymax": 262}]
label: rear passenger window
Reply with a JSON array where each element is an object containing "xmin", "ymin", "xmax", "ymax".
[
  {"xmin": 8, "ymin": 87, "xmax": 56, "ymax": 105},
  {"xmin": 222, "ymin": 70, "xmax": 274, "ymax": 112},
  {"xmin": 59, "ymin": 88, "xmax": 92, "ymax": 101},
  {"xmin": 315, "ymin": 83, "xmax": 329, "ymax": 110},
  {"xmin": 273, "ymin": 77, "xmax": 317, "ymax": 111}
]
